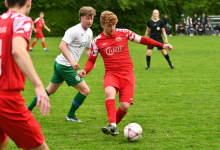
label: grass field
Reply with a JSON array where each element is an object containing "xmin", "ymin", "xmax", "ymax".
[{"xmin": 8, "ymin": 36, "xmax": 220, "ymax": 150}]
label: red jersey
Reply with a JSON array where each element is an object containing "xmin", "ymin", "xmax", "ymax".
[
  {"xmin": 90, "ymin": 29, "xmax": 136, "ymax": 73},
  {"xmin": 34, "ymin": 18, "xmax": 44, "ymax": 31},
  {"xmin": 0, "ymin": 11, "xmax": 33, "ymax": 91}
]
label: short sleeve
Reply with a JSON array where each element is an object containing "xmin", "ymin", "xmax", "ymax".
[
  {"xmin": 34, "ymin": 18, "xmax": 39, "ymax": 23},
  {"xmin": 161, "ymin": 20, "xmax": 165, "ymax": 28},
  {"xmin": 62, "ymin": 28, "xmax": 76, "ymax": 45},
  {"xmin": 147, "ymin": 20, "xmax": 151, "ymax": 28},
  {"xmin": 12, "ymin": 16, "xmax": 33, "ymax": 42},
  {"xmin": 42, "ymin": 19, "xmax": 45, "ymax": 25}
]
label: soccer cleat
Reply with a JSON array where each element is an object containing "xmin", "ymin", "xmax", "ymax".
[
  {"xmin": 102, "ymin": 124, "xmax": 119, "ymax": 136},
  {"xmin": 44, "ymin": 49, "xmax": 50, "ymax": 51},
  {"xmin": 145, "ymin": 67, "xmax": 150, "ymax": 70},
  {"xmin": 29, "ymin": 48, "xmax": 33, "ymax": 51},
  {"xmin": 170, "ymin": 64, "xmax": 174, "ymax": 69},
  {"xmin": 65, "ymin": 115, "xmax": 82, "ymax": 122}
]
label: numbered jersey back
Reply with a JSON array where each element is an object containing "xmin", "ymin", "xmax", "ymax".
[{"xmin": 0, "ymin": 11, "xmax": 33, "ymax": 91}]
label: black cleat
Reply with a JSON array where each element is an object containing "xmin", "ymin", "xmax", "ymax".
[
  {"xmin": 102, "ymin": 125, "xmax": 119, "ymax": 136},
  {"xmin": 145, "ymin": 67, "xmax": 150, "ymax": 70},
  {"xmin": 170, "ymin": 64, "xmax": 174, "ymax": 69}
]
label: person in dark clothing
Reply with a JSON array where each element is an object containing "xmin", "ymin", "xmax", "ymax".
[
  {"xmin": 165, "ymin": 23, "xmax": 172, "ymax": 36},
  {"xmin": 187, "ymin": 24, "xmax": 195, "ymax": 36},
  {"xmin": 163, "ymin": 14, "xmax": 171, "ymax": 26},
  {"xmin": 200, "ymin": 13, "xmax": 208, "ymax": 26},
  {"xmin": 177, "ymin": 23, "xmax": 184, "ymax": 35},
  {"xmin": 214, "ymin": 24, "xmax": 220, "ymax": 35},
  {"xmin": 197, "ymin": 24, "xmax": 205, "ymax": 35},
  {"xmin": 145, "ymin": 9, "xmax": 174, "ymax": 70},
  {"xmin": 192, "ymin": 14, "xmax": 198, "ymax": 34}
]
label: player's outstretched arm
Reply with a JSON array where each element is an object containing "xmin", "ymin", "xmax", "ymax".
[
  {"xmin": 12, "ymin": 36, "xmax": 51, "ymax": 115},
  {"xmin": 44, "ymin": 24, "xmax": 50, "ymax": 32},
  {"xmin": 133, "ymin": 36, "xmax": 173, "ymax": 50},
  {"xmin": 59, "ymin": 41, "xmax": 80, "ymax": 70}
]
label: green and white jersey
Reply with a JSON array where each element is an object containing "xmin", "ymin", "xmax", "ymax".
[{"xmin": 55, "ymin": 23, "xmax": 93, "ymax": 66}]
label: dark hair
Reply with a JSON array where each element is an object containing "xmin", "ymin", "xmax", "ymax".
[{"xmin": 6, "ymin": 0, "xmax": 27, "ymax": 8}]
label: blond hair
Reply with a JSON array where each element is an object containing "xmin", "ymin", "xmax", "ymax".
[
  {"xmin": 100, "ymin": 11, "xmax": 118, "ymax": 25},
  {"xmin": 79, "ymin": 6, "xmax": 96, "ymax": 20}
]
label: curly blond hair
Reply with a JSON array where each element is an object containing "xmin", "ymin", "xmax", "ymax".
[
  {"xmin": 100, "ymin": 11, "xmax": 118, "ymax": 25},
  {"xmin": 79, "ymin": 6, "xmax": 96, "ymax": 20}
]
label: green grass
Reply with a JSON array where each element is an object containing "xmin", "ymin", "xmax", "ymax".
[{"xmin": 8, "ymin": 36, "xmax": 220, "ymax": 149}]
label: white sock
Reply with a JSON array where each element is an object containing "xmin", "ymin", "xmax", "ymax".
[
  {"xmin": 111, "ymin": 123, "xmax": 116, "ymax": 127},
  {"xmin": 44, "ymin": 48, "xmax": 46, "ymax": 50}
]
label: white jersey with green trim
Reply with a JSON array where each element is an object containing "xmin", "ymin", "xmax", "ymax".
[{"xmin": 55, "ymin": 23, "xmax": 93, "ymax": 66}]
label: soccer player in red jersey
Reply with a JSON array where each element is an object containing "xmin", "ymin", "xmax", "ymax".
[
  {"xmin": 0, "ymin": 0, "xmax": 50, "ymax": 149},
  {"xmin": 29, "ymin": 12, "xmax": 51, "ymax": 51},
  {"xmin": 78, "ymin": 11, "xmax": 173, "ymax": 136}
]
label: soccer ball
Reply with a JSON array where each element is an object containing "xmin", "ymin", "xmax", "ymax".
[{"xmin": 124, "ymin": 123, "xmax": 143, "ymax": 141}]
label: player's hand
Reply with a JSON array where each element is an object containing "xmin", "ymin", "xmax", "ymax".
[
  {"xmin": 34, "ymin": 29, "xmax": 37, "ymax": 33},
  {"xmin": 163, "ymin": 44, "xmax": 173, "ymax": 51},
  {"xmin": 35, "ymin": 85, "xmax": 51, "ymax": 116},
  {"xmin": 165, "ymin": 40, "xmax": 168, "ymax": 44},
  {"xmin": 77, "ymin": 70, "xmax": 87, "ymax": 78},
  {"xmin": 48, "ymin": 29, "xmax": 51, "ymax": 32},
  {"xmin": 71, "ymin": 61, "xmax": 80, "ymax": 70}
]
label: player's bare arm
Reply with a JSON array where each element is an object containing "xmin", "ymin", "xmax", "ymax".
[
  {"xmin": 59, "ymin": 40, "xmax": 80, "ymax": 70},
  {"xmin": 145, "ymin": 27, "xmax": 150, "ymax": 37},
  {"xmin": 12, "ymin": 36, "xmax": 50, "ymax": 115},
  {"xmin": 162, "ymin": 28, "xmax": 168, "ymax": 44},
  {"xmin": 44, "ymin": 24, "xmax": 50, "ymax": 32}
]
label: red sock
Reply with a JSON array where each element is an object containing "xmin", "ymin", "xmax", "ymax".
[
  {"xmin": 31, "ymin": 41, "xmax": 36, "ymax": 48},
  {"xmin": 42, "ymin": 41, "xmax": 46, "ymax": 49},
  {"xmin": 116, "ymin": 107, "xmax": 128, "ymax": 124},
  {"xmin": 105, "ymin": 99, "xmax": 116, "ymax": 124}
]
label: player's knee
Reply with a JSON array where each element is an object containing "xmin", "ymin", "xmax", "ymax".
[
  {"xmin": 81, "ymin": 87, "xmax": 90, "ymax": 96},
  {"xmin": 105, "ymin": 90, "xmax": 114, "ymax": 99},
  {"xmin": 120, "ymin": 104, "xmax": 129, "ymax": 111}
]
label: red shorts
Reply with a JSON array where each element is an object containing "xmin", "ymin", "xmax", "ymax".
[
  {"xmin": 35, "ymin": 30, "xmax": 44, "ymax": 39},
  {"xmin": 0, "ymin": 91, "xmax": 45, "ymax": 149},
  {"xmin": 104, "ymin": 71, "xmax": 135, "ymax": 104}
]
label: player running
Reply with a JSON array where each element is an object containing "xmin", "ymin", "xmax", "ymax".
[
  {"xmin": 28, "ymin": 6, "xmax": 96, "ymax": 122},
  {"xmin": 145, "ymin": 9, "xmax": 174, "ymax": 70},
  {"xmin": 77, "ymin": 11, "xmax": 173, "ymax": 136},
  {"xmin": 29, "ymin": 12, "xmax": 50, "ymax": 51},
  {"xmin": 0, "ymin": 0, "xmax": 50, "ymax": 149}
]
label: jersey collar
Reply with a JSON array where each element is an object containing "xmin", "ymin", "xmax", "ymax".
[{"xmin": 151, "ymin": 18, "xmax": 159, "ymax": 22}]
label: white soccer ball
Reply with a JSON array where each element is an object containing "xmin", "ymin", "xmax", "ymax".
[{"xmin": 124, "ymin": 123, "xmax": 143, "ymax": 141}]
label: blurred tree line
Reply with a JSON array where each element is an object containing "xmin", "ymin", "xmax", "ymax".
[{"xmin": 0, "ymin": 0, "xmax": 219, "ymax": 36}]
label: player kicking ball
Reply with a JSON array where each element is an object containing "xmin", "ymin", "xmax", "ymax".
[
  {"xmin": 78, "ymin": 11, "xmax": 173, "ymax": 136},
  {"xmin": 29, "ymin": 12, "xmax": 50, "ymax": 51},
  {"xmin": 28, "ymin": 6, "xmax": 96, "ymax": 122},
  {"xmin": 0, "ymin": 0, "xmax": 50, "ymax": 149}
]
